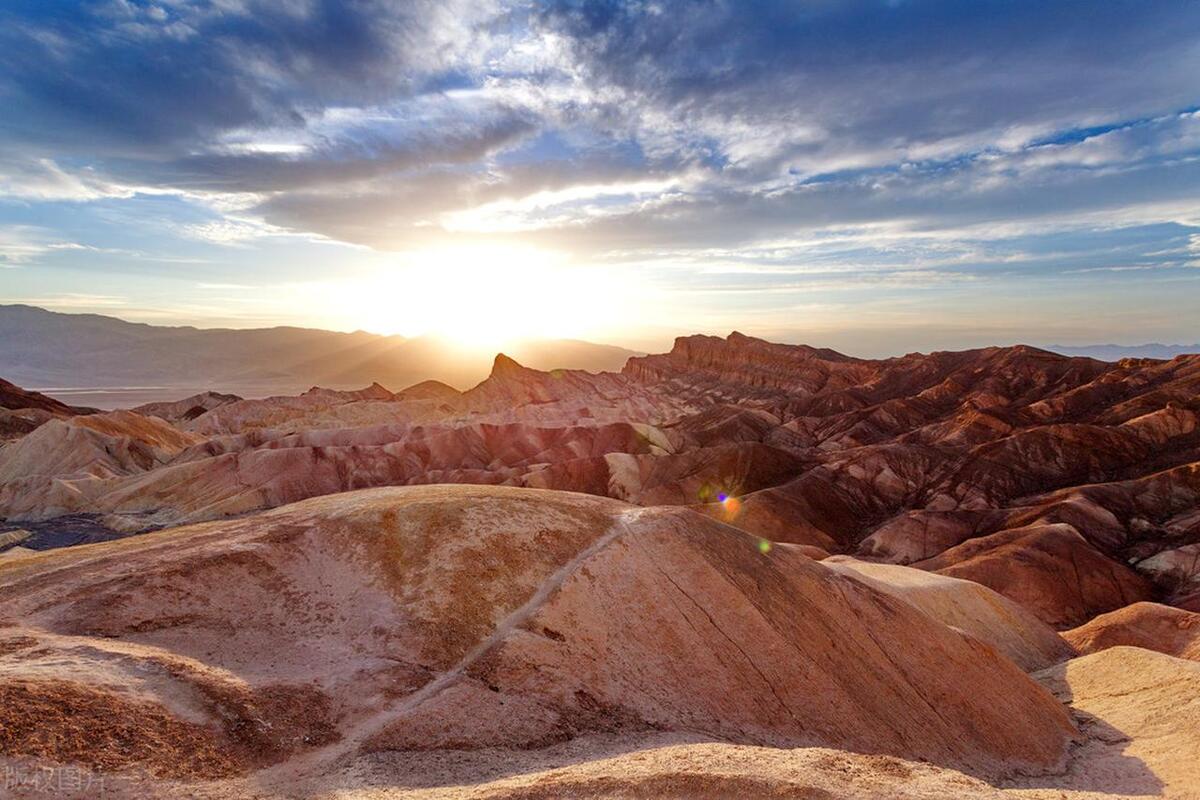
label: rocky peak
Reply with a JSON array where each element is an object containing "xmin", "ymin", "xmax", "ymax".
[
  {"xmin": 358, "ymin": 382, "xmax": 395, "ymax": 401},
  {"xmin": 490, "ymin": 353, "xmax": 527, "ymax": 379}
]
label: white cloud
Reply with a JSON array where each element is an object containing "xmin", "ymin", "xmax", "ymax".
[
  {"xmin": 0, "ymin": 226, "xmax": 92, "ymax": 265},
  {"xmin": 441, "ymin": 176, "xmax": 687, "ymax": 233},
  {"xmin": 0, "ymin": 158, "xmax": 128, "ymax": 201},
  {"xmin": 11, "ymin": 292, "xmax": 128, "ymax": 308},
  {"xmin": 176, "ymin": 218, "xmax": 277, "ymax": 245}
]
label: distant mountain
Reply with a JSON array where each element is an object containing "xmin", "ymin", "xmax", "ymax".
[
  {"xmin": 1046, "ymin": 343, "xmax": 1200, "ymax": 361},
  {"xmin": 0, "ymin": 305, "xmax": 639, "ymax": 396}
]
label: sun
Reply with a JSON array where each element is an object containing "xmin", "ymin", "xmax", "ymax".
[{"xmin": 350, "ymin": 245, "xmax": 630, "ymax": 348}]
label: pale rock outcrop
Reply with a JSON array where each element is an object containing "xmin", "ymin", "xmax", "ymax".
[
  {"xmin": 1, "ymin": 486, "xmax": 1074, "ymax": 784},
  {"xmin": 825, "ymin": 557, "xmax": 1075, "ymax": 670}
]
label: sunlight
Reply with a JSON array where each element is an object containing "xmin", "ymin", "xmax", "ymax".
[{"xmin": 349, "ymin": 245, "xmax": 633, "ymax": 347}]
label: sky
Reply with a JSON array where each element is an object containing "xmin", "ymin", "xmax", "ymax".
[{"xmin": 1, "ymin": 0, "xmax": 1199, "ymax": 355}]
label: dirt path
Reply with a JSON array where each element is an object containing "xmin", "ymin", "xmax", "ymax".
[{"xmin": 252, "ymin": 508, "xmax": 647, "ymax": 793}]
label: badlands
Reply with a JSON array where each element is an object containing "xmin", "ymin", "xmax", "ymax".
[{"xmin": 2, "ymin": 333, "xmax": 1200, "ymax": 798}]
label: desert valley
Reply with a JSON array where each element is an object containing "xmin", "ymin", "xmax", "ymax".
[
  {"xmin": 2, "ymin": 327, "xmax": 1200, "ymax": 798},
  {"xmin": 3, "ymin": 1, "xmax": 1200, "ymax": 797}
]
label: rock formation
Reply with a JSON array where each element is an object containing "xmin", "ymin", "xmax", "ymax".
[
  {"xmin": 1064, "ymin": 602, "xmax": 1200, "ymax": 661},
  {"xmin": 132, "ymin": 391, "xmax": 242, "ymax": 423},
  {"xmin": 3, "ymin": 331, "xmax": 1200, "ymax": 797},
  {"xmin": 913, "ymin": 523, "xmax": 1154, "ymax": 628},
  {"xmin": 824, "ymin": 557, "xmax": 1076, "ymax": 670},
  {"xmin": 0, "ymin": 486, "xmax": 1075, "ymax": 794},
  {"xmin": 0, "ymin": 376, "xmax": 94, "ymax": 438},
  {"xmin": 3, "ymin": 334, "xmax": 1199, "ymax": 618}
]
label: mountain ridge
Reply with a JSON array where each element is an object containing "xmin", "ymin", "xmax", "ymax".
[
  {"xmin": 0, "ymin": 304, "xmax": 639, "ymax": 398},
  {"xmin": 1047, "ymin": 342, "xmax": 1200, "ymax": 361}
]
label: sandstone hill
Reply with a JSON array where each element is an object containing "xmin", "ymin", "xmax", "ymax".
[
  {"xmin": 4, "ymin": 333, "xmax": 1200, "ymax": 796},
  {"xmin": 823, "ymin": 556, "xmax": 1075, "ymax": 671},
  {"xmin": 0, "ymin": 376, "xmax": 94, "ymax": 439},
  {"xmin": 1064, "ymin": 602, "xmax": 1200, "ymax": 662},
  {"xmin": 1, "ymin": 486, "xmax": 1076, "ymax": 797},
  {"xmin": 2, "ymin": 332, "xmax": 1198, "ymax": 626}
]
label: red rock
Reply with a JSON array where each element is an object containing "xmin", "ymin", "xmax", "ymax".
[
  {"xmin": 4, "ymin": 336, "xmax": 1200, "ymax": 631},
  {"xmin": 0, "ymin": 376, "xmax": 95, "ymax": 438},
  {"xmin": 916, "ymin": 523, "xmax": 1154, "ymax": 628},
  {"xmin": 1063, "ymin": 602, "xmax": 1200, "ymax": 661},
  {"xmin": 0, "ymin": 376, "xmax": 81, "ymax": 416},
  {"xmin": 825, "ymin": 557, "xmax": 1076, "ymax": 671},
  {"xmin": 0, "ymin": 486, "xmax": 1076, "ymax": 784}
]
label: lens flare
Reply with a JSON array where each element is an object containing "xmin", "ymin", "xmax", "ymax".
[{"xmin": 715, "ymin": 493, "xmax": 742, "ymax": 522}]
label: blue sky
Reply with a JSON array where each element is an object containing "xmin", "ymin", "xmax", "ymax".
[{"xmin": 1, "ymin": 0, "xmax": 1198, "ymax": 354}]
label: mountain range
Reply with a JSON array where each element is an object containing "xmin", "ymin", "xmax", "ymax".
[
  {"xmin": 1047, "ymin": 343, "xmax": 1200, "ymax": 361},
  {"xmin": 0, "ymin": 304, "xmax": 638, "ymax": 397}
]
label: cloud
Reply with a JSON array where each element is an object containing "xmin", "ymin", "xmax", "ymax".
[
  {"xmin": 0, "ymin": 0, "xmax": 523, "ymax": 215},
  {"xmin": 196, "ymin": 282, "xmax": 255, "ymax": 290},
  {"xmin": 0, "ymin": 225, "xmax": 93, "ymax": 265},
  {"xmin": 0, "ymin": 0, "xmax": 502, "ymax": 153},
  {"xmin": 0, "ymin": 156, "xmax": 127, "ymax": 201},
  {"xmin": 0, "ymin": 0, "xmax": 1198, "ymax": 302},
  {"xmin": 535, "ymin": 0, "xmax": 1200, "ymax": 176},
  {"xmin": 106, "ymin": 97, "xmax": 539, "ymax": 195},
  {"xmin": 8, "ymin": 292, "xmax": 128, "ymax": 308},
  {"xmin": 177, "ymin": 219, "xmax": 277, "ymax": 246}
]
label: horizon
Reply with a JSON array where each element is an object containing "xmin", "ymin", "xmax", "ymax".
[
  {"xmin": 9, "ymin": 299, "xmax": 1200, "ymax": 357},
  {"xmin": 10, "ymin": 303, "xmax": 1200, "ymax": 413},
  {"xmin": 0, "ymin": 2, "xmax": 1197, "ymax": 353},
  {"xmin": 6, "ymin": 302, "xmax": 1200, "ymax": 366}
]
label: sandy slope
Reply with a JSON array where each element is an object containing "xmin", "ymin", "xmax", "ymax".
[
  {"xmin": 1007, "ymin": 647, "xmax": 1200, "ymax": 800},
  {"xmin": 1, "ymin": 485, "xmax": 1083, "ymax": 798},
  {"xmin": 823, "ymin": 556, "xmax": 1075, "ymax": 671}
]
